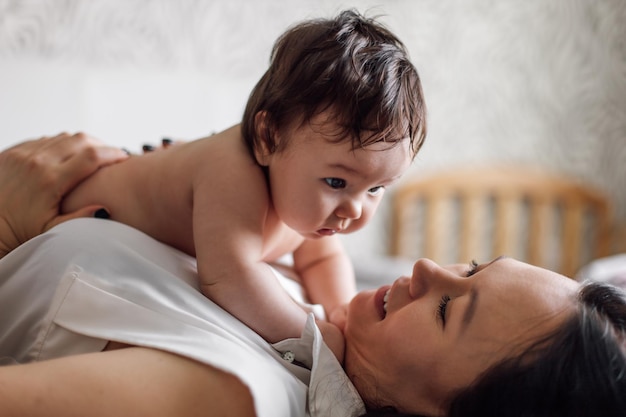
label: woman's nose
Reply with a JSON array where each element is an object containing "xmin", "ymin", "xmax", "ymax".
[
  {"xmin": 335, "ymin": 197, "xmax": 362, "ymax": 220},
  {"xmin": 409, "ymin": 258, "xmax": 469, "ymax": 299}
]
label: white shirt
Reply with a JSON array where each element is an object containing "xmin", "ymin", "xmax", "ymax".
[{"xmin": 0, "ymin": 219, "xmax": 365, "ymax": 417}]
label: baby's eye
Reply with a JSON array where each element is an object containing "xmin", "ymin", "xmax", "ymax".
[
  {"xmin": 324, "ymin": 178, "xmax": 346, "ymax": 189},
  {"xmin": 368, "ymin": 185, "xmax": 385, "ymax": 196}
]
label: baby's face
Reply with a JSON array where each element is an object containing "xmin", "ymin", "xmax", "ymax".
[{"xmin": 260, "ymin": 110, "xmax": 412, "ymax": 239}]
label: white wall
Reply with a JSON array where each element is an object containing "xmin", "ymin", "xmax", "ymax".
[{"xmin": 1, "ymin": 0, "xmax": 625, "ymax": 261}]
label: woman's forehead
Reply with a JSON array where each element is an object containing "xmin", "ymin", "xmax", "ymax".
[
  {"xmin": 458, "ymin": 258, "xmax": 578, "ymax": 349},
  {"xmin": 482, "ymin": 258, "xmax": 578, "ymax": 298}
]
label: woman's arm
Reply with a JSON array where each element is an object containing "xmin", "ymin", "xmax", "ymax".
[
  {"xmin": 0, "ymin": 132, "xmax": 128, "ymax": 258},
  {"xmin": 0, "ymin": 347, "xmax": 255, "ymax": 417}
]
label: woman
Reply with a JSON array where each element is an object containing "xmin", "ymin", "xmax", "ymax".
[
  {"xmin": 1, "ymin": 134, "xmax": 625, "ymax": 416},
  {"xmin": 348, "ymin": 258, "xmax": 626, "ymax": 416}
]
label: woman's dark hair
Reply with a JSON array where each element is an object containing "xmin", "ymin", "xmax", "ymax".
[
  {"xmin": 241, "ymin": 9, "xmax": 426, "ymax": 159},
  {"xmin": 361, "ymin": 281, "xmax": 626, "ymax": 417}
]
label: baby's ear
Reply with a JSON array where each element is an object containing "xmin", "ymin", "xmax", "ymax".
[{"xmin": 253, "ymin": 110, "xmax": 274, "ymax": 166}]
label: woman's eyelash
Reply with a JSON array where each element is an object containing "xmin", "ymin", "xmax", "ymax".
[
  {"xmin": 438, "ymin": 261, "xmax": 477, "ymax": 326},
  {"xmin": 438, "ymin": 294, "xmax": 451, "ymax": 325},
  {"xmin": 466, "ymin": 259, "xmax": 479, "ymax": 277}
]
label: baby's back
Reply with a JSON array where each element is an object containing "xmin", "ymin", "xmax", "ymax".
[{"xmin": 62, "ymin": 126, "xmax": 244, "ymax": 256}]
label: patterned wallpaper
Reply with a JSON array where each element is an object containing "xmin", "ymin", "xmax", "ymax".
[{"xmin": 1, "ymin": 0, "xmax": 625, "ymax": 260}]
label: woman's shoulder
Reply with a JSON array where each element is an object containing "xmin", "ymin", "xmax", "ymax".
[{"xmin": 5, "ymin": 219, "xmax": 310, "ymax": 416}]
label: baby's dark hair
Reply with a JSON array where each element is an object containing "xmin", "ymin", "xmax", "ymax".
[{"xmin": 242, "ymin": 9, "xmax": 426, "ymax": 158}]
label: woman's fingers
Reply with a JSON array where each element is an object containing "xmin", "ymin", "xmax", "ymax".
[
  {"xmin": 58, "ymin": 141, "xmax": 128, "ymax": 195},
  {"xmin": 0, "ymin": 132, "xmax": 127, "ymax": 256}
]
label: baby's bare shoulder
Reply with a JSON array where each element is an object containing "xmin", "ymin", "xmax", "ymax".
[
  {"xmin": 192, "ymin": 128, "xmax": 266, "ymax": 190},
  {"xmin": 191, "ymin": 128, "xmax": 271, "ymax": 227}
]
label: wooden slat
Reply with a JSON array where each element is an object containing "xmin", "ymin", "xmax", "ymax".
[
  {"xmin": 390, "ymin": 194, "xmax": 410, "ymax": 257},
  {"xmin": 460, "ymin": 194, "xmax": 482, "ymax": 263},
  {"xmin": 561, "ymin": 200, "xmax": 584, "ymax": 277},
  {"xmin": 390, "ymin": 166, "xmax": 615, "ymax": 277},
  {"xmin": 493, "ymin": 194, "xmax": 518, "ymax": 260},
  {"xmin": 527, "ymin": 198, "xmax": 551, "ymax": 267},
  {"xmin": 425, "ymin": 195, "xmax": 445, "ymax": 262},
  {"xmin": 593, "ymin": 201, "xmax": 612, "ymax": 258}
]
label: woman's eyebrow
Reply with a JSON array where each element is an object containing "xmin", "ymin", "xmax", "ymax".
[
  {"xmin": 473, "ymin": 255, "xmax": 507, "ymax": 275},
  {"xmin": 460, "ymin": 256, "xmax": 507, "ymax": 333},
  {"xmin": 460, "ymin": 288, "xmax": 478, "ymax": 333}
]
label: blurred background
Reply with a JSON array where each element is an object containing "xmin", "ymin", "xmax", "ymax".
[{"xmin": 1, "ymin": 0, "xmax": 624, "ymax": 268}]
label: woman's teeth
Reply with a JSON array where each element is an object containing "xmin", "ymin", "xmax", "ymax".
[{"xmin": 383, "ymin": 289, "xmax": 390, "ymax": 314}]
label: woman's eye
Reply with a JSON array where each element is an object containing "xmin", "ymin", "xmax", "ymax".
[
  {"xmin": 324, "ymin": 178, "xmax": 346, "ymax": 189},
  {"xmin": 368, "ymin": 185, "xmax": 385, "ymax": 195},
  {"xmin": 466, "ymin": 259, "xmax": 479, "ymax": 277},
  {"xmin": 438, "ymin": 294, "xmax": 451, "ymax": 326}
]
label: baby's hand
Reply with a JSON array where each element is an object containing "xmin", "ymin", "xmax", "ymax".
[
  {"xmin": 328, "ymin": 304, "xmax": 348, "ymax": 332},
  {"xmin": 316, "ymin": 319, "xmax": 345, "ymax": 363}
]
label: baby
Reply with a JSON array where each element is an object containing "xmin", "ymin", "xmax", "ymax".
[{"xmin": 62, "ymin": 10, "xmax": 427, "ymax": 359}]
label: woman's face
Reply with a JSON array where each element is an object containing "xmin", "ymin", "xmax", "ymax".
[{"xmin": 343, "ymin": 257, "xmax": 579, "ymax": 415}]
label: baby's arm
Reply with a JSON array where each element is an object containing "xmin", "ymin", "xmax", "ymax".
[
  {"xmin": 292, "ymin": 238, "xmax": 354, "ymax": 360},
  {"xmin": 293, "ymin": 236, "xmax": 357, "ymax": 325},
  {"xmin": 200, "ymin": 250, "xmax": 310, "ymax": 343},
  {"xmin": 293, "ymin": 236, "xmax": 356, "ymax": 334},
  {"xmin": 192, "ymin": 176, "xmax": 310, "ymax": 345}
]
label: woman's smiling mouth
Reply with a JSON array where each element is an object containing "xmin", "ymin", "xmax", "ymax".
[{"xmin": 374, "ymin": 286, "xmax": 392, "ymax": 319}]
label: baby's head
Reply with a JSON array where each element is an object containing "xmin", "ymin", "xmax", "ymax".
[
  {"xmin": 242, "ymin": 10, "xmax": 427, "ymax": 238},
  {"xmin": 242, "ymin": 9, "xmax": 427, "ymax": 159}
]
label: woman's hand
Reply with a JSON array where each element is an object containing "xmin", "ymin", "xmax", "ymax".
[{"xmin": 0, "ymin": 132, "xmax": 129, "ymax": 259}]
